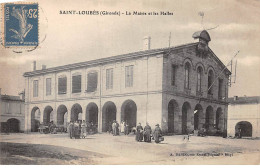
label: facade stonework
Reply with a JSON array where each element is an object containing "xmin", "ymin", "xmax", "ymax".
[
  {"xmin": 24, "ymin": 31, "xmax": 230, "ymax": 135},
  {"xmin": 227, "ymin": 96, "xmax": 260, "ymax": 138},
  {"xmin": 0, "ymin": 93, "xmax": 25, "ymax": 132}
]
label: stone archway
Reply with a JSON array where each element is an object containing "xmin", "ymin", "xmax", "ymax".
[
  {"xmin": 235, "ymin": 121, "xmax": 252, "ymax": 137},
  {"xmin": 7, "ymin": 118, "xmax": 20, "ymax": 133},
  {"xmin": 43, "ymin": 106, "xmax": 54, "ymax": 124},
  {"xmin": 71, "ymin": 103, "xmax": 82, "ymax": 122},
  {"xmin": 216, "ymin": 107, "xmax": 224, "ymax": 131},
  {"xmin": 102, "ymin": 101, "xmax": 117, "ymax": 132},
  {"xmin": 205, "ymin": 106, "xmax": 214, "ymax": 133},
  {"xmin": 168, "ymin": 99, "xmax": 179, "ymax": 133},
  {"xmin": 31, "ymin": 107, "xmax": 41, "ymax": 132},
  {"xmin": 57, "ymin": 105, "xmax": 68, "ymax": 125},
  {"xmin": 182, "ymin": 102, "xmax": 191, "ymax": 134},
  {"xmin": 86, "ymin": 102, "xmax": 98, "ymax": 125},
  {"xmin": 121, "ymin": 100, "xmax": 137, "ymax": 129},
  {"xmin": 194, "ymin": 104, "xmax": 203, "ymax": 130}
]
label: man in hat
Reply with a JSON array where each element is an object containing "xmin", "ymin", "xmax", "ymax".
[
  {"xmin": 153, "ymin": 124, "xmax": 162, "ymax": 143},
  {"xmin": 136, "ymin": 123, "xmax": 143, "ymax": 142}
]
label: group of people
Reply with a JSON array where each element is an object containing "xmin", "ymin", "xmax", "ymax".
[
  {"xmin": 136, "ymin": 123, "xmax": 163, "ymax": 143},
  {"xmin": 68, "ymin": 120, "xmax": 97, "ymax": 139},
  {"xmin": 108, "ymin": 120, "xmax": 130, "ymax": 136}
]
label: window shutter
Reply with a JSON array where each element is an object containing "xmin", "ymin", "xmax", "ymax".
[
  {"xmin": 87, "ymin": 72, "xmax": 98, "ymax": 92},
  {"xmin": 72, "ymin": 75, "xmax": 81, "ymax": 93}
]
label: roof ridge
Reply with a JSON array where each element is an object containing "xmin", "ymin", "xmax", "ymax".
[{"xmin": 24, "ymin": 42, "xmax": 198, "ymax": 77}]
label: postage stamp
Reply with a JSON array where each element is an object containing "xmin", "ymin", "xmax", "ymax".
[{"xmin": 2, "ymin": 3, "xmax": 38, "ymax": 47}]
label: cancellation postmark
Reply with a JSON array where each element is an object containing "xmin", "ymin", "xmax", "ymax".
[{"xmin": 2, "ymin": 3, "xmax": 38, "ymax": 48}]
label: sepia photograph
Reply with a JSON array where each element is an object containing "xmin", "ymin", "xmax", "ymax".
[{"xmin": 0, "ymin": 0, "xmax": 260, "ymax": 165}]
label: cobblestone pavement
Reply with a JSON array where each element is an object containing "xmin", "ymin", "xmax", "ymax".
[{"xmin": 1, "ymin": 133, "xmax": 260, "ymax": 164}]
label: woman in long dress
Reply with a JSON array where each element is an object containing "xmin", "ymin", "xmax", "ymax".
[
  {"xmin": 135, "ymin": 123, "xmax": 143, "ymax": 142},
  {"xmin": 120, "ymin": 121, "xmax": 125, "ymax": 133},
  {"xmin": 153, "ymin": 124, "xmax": 162, "ymax": 143},
  {"xmin": 144, "ymin": 123, "xmax": 152, "ymax": 142},
  {"xmin": 81, "ymin": 120, "xmax": 87, "ymax": 138}
]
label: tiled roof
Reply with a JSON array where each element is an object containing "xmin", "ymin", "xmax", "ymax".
[
  {"xmin": 23, "ymin": 42, "xmax": 230, "ymax": 77},
  {"xmin": 228, "ymin": 96, "xmax": 260, "ymax": 105}
]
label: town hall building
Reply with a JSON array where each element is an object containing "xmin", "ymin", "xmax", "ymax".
[{"xmin": 23, "ymin": 30, "xmax": 231, "ymax": 135}]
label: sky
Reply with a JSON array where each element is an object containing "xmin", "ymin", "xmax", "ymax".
[{"xmin": 0, "ymin": 0, "xmax": 260, "ymax": 97}]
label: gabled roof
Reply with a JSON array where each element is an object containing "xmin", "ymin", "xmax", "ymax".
[{"xmin": 23, "ymin": 42, "xmax": 231, "ymax": 77}]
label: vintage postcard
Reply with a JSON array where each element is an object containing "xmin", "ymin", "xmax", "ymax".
[{"xmin": 0, "ymin": 0, "xmax": 259, "ymax": 165}]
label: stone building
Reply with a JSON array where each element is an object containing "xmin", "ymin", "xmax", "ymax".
[
  {"xmin": 0, "ymin": 89, "xmax": 25, "ymax": 132},
  {"xmin": 227, "ymin": 96, "xmax": 260, "ymax": 138},
  {"xmin": 23, "ymin": 30, "xmax": 230, "ymax": 135}
]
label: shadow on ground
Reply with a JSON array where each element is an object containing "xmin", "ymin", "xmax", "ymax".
[{"xmin": 0, "ymin": 142, "xmax": 106, "ymax": 165}]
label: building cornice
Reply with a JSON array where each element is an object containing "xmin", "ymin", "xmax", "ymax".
[{"xmin": 23, "ymin": 43, "xmax": 198, "ymax": 77}]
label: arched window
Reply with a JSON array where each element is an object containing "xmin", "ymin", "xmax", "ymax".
[
  {"xmin": 208, "ymin": 70, "xmax": 214, "ymax": 94},
  {"xmin": 184, "ymin": 63, "xmax": 190, "ymax": 89},
  {"xmin": 197, "ymin": 67, "xmax": 203, "ymax": 92}
]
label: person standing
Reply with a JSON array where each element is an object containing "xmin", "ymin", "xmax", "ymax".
[
  {"xmin": 124, "ymin": 121, "xmax": 129, "ymax": 135},
  {"xmin": 120, "ymin": 121, "xmax": 125, "ymax": 134},
  {"xmin": 81, "ymin": 120, "xmax": 87, "ymax": 138},
  {"xmin": 112, "ymin": 120, "xmax": 116, "ymax": 136},
  {"xmin": 136, "ymin": 123, "xmax": 143, "ymax": 142},
  {"xmin": 153, "ymin": 124, "xmax": 162, "ymax": 143},
  {"xmin": 108, "ymin": 121, "xmax": 112, "ymax": 134},
  {"xmin": 144, "ymin": 123, "xmax": 152, "ymax": 142},
  {"xmin": 74, "ymin": 120, "xmax": 80, "ymax": 139},
  {"xmin": 68, "ymin": 121, "xmax": 74, "ymax": 139},
  {"xmin": 116, "ymin": 121, "xmax": 120, "ymax": 136}
]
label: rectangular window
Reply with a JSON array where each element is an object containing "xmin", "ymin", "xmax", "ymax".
[
  {"xmin": 218, "ymin": 79, "xmax": 223, "ymax": 99},
  {"xmin": 58, "ymin": 77, "xmax": 67, "ymax": 94},
  {"xmin": 125, "ymin": 65, "xmax": 134, "ymax": 87},
  {"xmin": 171, "ymin": 65, "xmax": 176, "ymax": 86},
  {"xmin": 72, "ymin": 75, "xmax": 82, "ymax": 93},
  {"xmin": 106, "ymin": 68, "xmax": 113, "ymax": 90},
  {"xmin": 33, "ymin": 80, "xmax": 38, "ymax": 97},
  {"xmin": 87, "ymin": 72, "xmax": 98, "ymax": 92},
  {"xmin": 46, "ymin": 78, "xmax": 51, "ymax": 96}
]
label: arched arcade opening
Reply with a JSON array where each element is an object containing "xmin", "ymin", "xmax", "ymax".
[
  {"xmin": 168, "ymin": 99, "xmax": 179, "ymax": 133},
  {"xmin": 7, "ymin": 118, "xmax": 20, "ymax": 133},
  {"xmin": 102, "ymin": 101, "xmax": 116, "ymax": 132},
  {"xmin": 71, "ymin": 103, "xmax": 82, "ymax": 122},
  {"xmin": 57, "ymin": 105, "xmax": 68, "ymax": 126},
  {"xmin": 31, "ymin": 107, "xmax": 41, "ymax": 132},
  {"xmin": 205, "ymin": 106, "xmax": 214, "ymax": 133},
  {"xmin": 194, "ymin": 104, "xmax": 203, "ymax": 130},
  {"xmin": 86, "ymin": 102, "xmax": 98, "ymax": 125},
  {"xmin": 235, "ymin": 121, "xmax": 252, "ymax": 137},
  {"xmin": 216, "ymin": 107, "xmax": 224, "ymax": 131},
  {"xmin": 43, "ymin": 106, "xmax": 54, "ymax": 124},
  {"xmin": 182, "ymin": 102, "xmax": 191, "ymax": 134},
  {"xmin": 121, "ymin": 100, "xmax": 137, "ymax": 130}
]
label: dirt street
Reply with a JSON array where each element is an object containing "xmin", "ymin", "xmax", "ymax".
[{"xmin": 0, "ymin": 133, "xmax": 259, "ymax": 164}]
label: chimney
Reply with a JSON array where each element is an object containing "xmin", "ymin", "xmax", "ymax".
[
  {"xmin": 31, "ymin": 61, "xmax": 36, "ymax": 71},
  {"xmin": 42, "ymin": 65, "xmax": 46, "ymax": 70},
  {"xmin": 143, "ymin": 36, "xmax": 151, "ymax": 50},
  {"xmin": 234, "ymin": 96, "xmax": 238, "ymax": 101}
]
